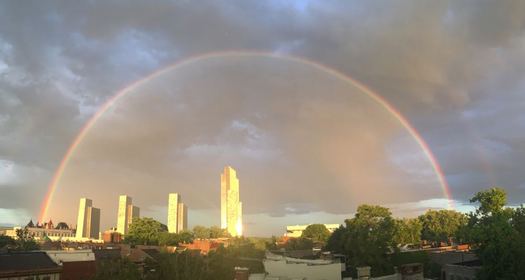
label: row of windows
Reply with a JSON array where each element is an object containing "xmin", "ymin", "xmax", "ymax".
[
  {"xmin": 29, "ymin": 231, "xmax": 74, "ymax": 237},
  {"xmin": 22, "ymin": 274, "xmax": 53, "ymax": 280}
]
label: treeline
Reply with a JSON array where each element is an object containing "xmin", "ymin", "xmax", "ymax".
[
  {"xmin": 124, "ymin": 218, "xmax": 231, "ymax": 246},
  {"xmin": 321, "ymin": 187, "xmax": 525, "ymax": 279}
]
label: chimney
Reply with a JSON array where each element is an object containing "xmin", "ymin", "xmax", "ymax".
[
  {"xmin": 356, "ymin": 266, "xmax": 371, "ymax": 280},
  {"xmin": 234, "ymin": 267, "xmax": 250, "ymax": 280}
]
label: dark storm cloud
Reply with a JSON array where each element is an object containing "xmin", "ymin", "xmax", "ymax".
[{"xmin": 1, "ymin": 0, "xmax": 525, "ymax": 234}]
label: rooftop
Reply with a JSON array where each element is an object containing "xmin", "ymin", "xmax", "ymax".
[{"xmin": 0, "ymin": 251, "xmax": 62, "ymax": 277}]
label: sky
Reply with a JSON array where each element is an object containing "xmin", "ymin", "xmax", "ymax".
[{"xmin": 1, "ymin": 0, "xmax": 525, "ymax": 236}]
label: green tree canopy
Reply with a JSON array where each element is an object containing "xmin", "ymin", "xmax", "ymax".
[
  {"xmin": 146, "ymin": 251, "xmax": 210, "ymax": 280},
  {"xmin": 15, "ymin": 228, "xmax": 39, "ymax": 251},
  {"xmin": 192, "ymin": 225, "xmax": 230, "ymax": 239},
  {"xmin": 158, "ymin": 230, "xmax": 194, "ymax": 246},
  {"xmin": 418, "ymin": 209, "xmax": 467, "ymax": 244},
  {"xmin": 324, "ymin": 226, "xmax": 346, "ymax": 252},
  {"xmin": 393, "ymin": 218, "xmax": 422, "ymax": 246},
  {"xmin": 93, "ymin": 258, "xmax": 141, "ymax": 280},
  {"xmin": 470, "ymin": 187, "xmax": 507, "ymax": 215},
  {"xmin": 284, "ymin": 237, "xmax": 314, "ymax": 251},
  {"xmin": 0, "ymin": 235, "xmax": 16, "ymax": 249},
  {"xmin": 345, "ymin": 205, "xmax": 396, "ymax": 275},
  {"xmin": 301, "ymin": 224, "xmax": 331, "ymax": 243},
  {"xmin": 463, "ymin": 188, "xmax": 525, "ymax": 279},
  {"xmin": 192, "ymin": 226, "xmax": 211, "ymax": 239},
  {"xmin": 209, "ymin": 226, "xmax": 230, "ymax": 238},
  {"xmin": 126, "ymin": 217, "xmax": 166, "ymax": 245}
]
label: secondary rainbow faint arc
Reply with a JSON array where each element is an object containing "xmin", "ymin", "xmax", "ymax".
[{"xmin": 38, "ymin": 50, "xmax": 453, "ymax": 221}]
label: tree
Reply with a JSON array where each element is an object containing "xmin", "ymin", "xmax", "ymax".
[
  {"xmin": 418, "ymin": 209, "xmax": 467, "ymax": 245},
  {"xmin": 512, "ymin": 205, "xmax": 525, "ymax": 234},
  {"xmin": 158, "ymin": 231, "xmax": 194, "ymax": 246},
  {"xmin": 325, "ymin": 226, "xmax": 346, "ymax": 252},
  {"xmin": 126, "ymin": 217, "xmax": 166, "ymax": 245},
  {"xmin": 92, "ymin": 258, "xmax": 141, "ymax": 280},
  {"xmin": 178, "ymin": 230, "xmax": 195, "ymax": 244},
  {"xmin": 146, "ymin": 251, "xmax": 210, "ymax": 280},
  {"xmin": 470, "ymin": 187, "xmax": 507, "ymax": 215},
  {"xmin": 0, "ymin": 235, "xmax": 16, "ymax": 249},
  {"xmin": 301, "ymin": 224, "xmax": 331, "ymax": 243},
  {"xmin": 465, "ymin": 188, "xmax": 525, "ymax": 279},
  {"xmin": 209, "ymin": 226, "xmax": 229, "ymax": 238},
  {"xmin": 343, "ymin": 205, "xmax": 397, "ymax": 276},
  {"xmin": 393, "ymin": 218, "xmax": 422, "ymax": 246},
  {"xmin": 284, "ymin": 237, "xmax": 314, "ymax": 251},
  {"xmin": 15, "ymin": 228, "xmax": 39, "ymax": 251},
  {"xmin": 193, "ymin": 226, "xmax": 211, "ymax": 239},
  {"xmin": 192, "ymin": 226, "xmax": 229, "ymax": 239}
]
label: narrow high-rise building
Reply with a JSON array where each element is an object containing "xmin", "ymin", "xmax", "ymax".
[
  {"xmin": 177, "ymin": 202, "xmax": 188, "ymax": 233},
  {"xmin": 75, "ymin": 198, "xmax": 101, "ymax": 239},
  {"xmin": 221, "ymin": 166, "xmax": 243, "ymax": 237},
  {"xmin": 117, "ymin": 195, "xmax": 140, "ymax": 235},
  {"xmin": 167, "ymin": 193, "xmax": 187, "ymax": 233}
]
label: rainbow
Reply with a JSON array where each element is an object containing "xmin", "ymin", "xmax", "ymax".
[{"xmin": 38, "ymin": 50, "xmax": 453, "ymax": 221}]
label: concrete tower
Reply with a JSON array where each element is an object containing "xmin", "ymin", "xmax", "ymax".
[
  {"xmin": 75, "ymin": 198, "xmax": 100, "ymax": 239},
  {"xmin": 168, "ymin": 193, "xmax": 188, "ymax": 233},
  {"xmin": 177, "ymin": 202, "xmax": 188, "ymax": 233},
  {"xmin": 221, "ymin": 166, "xmax": 242, "ymax": 236},
  {"xmin": 117, "ymin": 195, "xmax": 140, "ymax": 235}
]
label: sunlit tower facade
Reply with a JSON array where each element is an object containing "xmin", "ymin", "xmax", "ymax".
[
  {"xmin": 168, "ymin": 193, "xmax": 187, "ymax": 233},
  {"xmin": 177, "ymin": 202, "xmax": 188, "ymax": 233},
  {"xmin": 75, "ymin": 198, "xmax": 100, "ymax": 239},
  {"xmin": 117, "ymin": 195, "xmax": 140, "ymax": 235},
  {"xmin": 221, "ymin": 166, "xmax": 243, "ymax": 237}
]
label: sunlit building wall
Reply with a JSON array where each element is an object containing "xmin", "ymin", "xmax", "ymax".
[
  {"xmin": 168, "ymin": 193, "xmax": 187, "ymax": 233},
  {"xmin": 285, "ymin": 224, "xmax": 342, "ymax": 238},
  {"xmin": 117, "ymin": 195, "xmax": 130, "ymax": 235},
  {"xmin": 221, "ymin": 166, "xmax": 243, "ymax": 237},
  {"xmin": 117, "ymin": 195, "xmax": 140, "ymax": 235},
  {"xmin": 75, "ymin": 198, "xmax": 100, "ymax": 239}
]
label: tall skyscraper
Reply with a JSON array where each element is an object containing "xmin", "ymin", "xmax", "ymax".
[
  {"xmin": 75, "ymin": 198, "xmax": 101, "ymax": 239},
  {"xmin": 221, "ymin": 166, "xmax": 243, "ymax": 237},
  {"xmin": 177, "ymin": 202, "xmax": 188, "ymax": 233},
  {"xmin": 168, "ymin": 193, "xmax": 187, "ymax": 233},
  {"xmin": 117, "ymin": 195, "xmax": 140, "ymax": 235}
]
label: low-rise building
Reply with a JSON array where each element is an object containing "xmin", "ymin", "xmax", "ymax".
[
  {"xmin": 6, "ymin": 227, "xmax": 76, "ymax": 241},
  {"xmin": 441, "ymin": 260, "xmax": 481, "ymax": 280},
  {"xmin": 46, "ymin": 250, "xmax": 96, "ymax": 280},
  {"xmin": 102, "ymin": 228, "xmax": 122, "ymax": 243},
  {"xmin": 178, "ymin": 239, "xmax": 226, "ymax": 255},
  {"xmin": 285, "ymin": 224, "xmax": 341, "ymax": 238},
  {"xmin": 0, "ymin": 251, "xmax": 62, "ymax": 280},
  {"xmin": 5, "ymin": 220, "xmax": 77, "ymax": 242}
]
